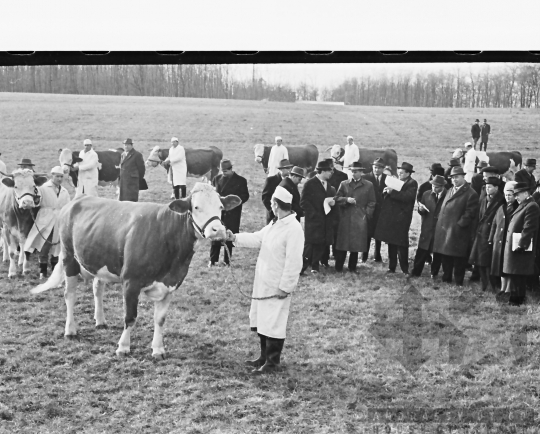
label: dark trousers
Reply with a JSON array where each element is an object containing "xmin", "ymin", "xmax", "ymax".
[
  {"xmin": 388, "ymin": 243, "xmax": 409, "ymax": 273},
  {"xmin": 509, "ymin": 275, "xmax": 527, "ymax": 297},
  {"xmin": 39, "ymin": 231, "xmax": 55, "ymax": 264},
  {"xmin": 441, "ymin": 255, "xmax": 468, "ymax": 285},
  {"xmin": 210, "ymin": 241, "xmax": 233, "ymax": 265},
  {"xmin": 412, "ymin": 248, "xmax": 442, "ymax": 277},
  {"xmin": 479, "ymin": 137, "xmax": 488, "ymax": 152},
  {"xmin": 478, "ymin": 266, "xmax": 499, "ymax": 291},
  {"xmin": 302, "ymin": 242, "xmax": 326, "ymax": 272},
  {"xmin": 362, "ymin": 238, "xmax": 382, "ymax": 261},
  {"xmin": 334, "ymin": 250, "xmax": 359, "ymax": 271},
  {"xmin": 321, "ymin": 225, "xmax": 339, "ymax": 265},
  {"xmin": 173, "ymin": 185, "xmax": 186, "ymax": 199},
  {"xmin": 472, "ymin": 137, "xmax": 479, "ymax": 149}
]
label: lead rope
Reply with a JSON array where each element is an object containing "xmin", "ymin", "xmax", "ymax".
[{"xmin": 30, "ymin": 209, "xmax": 60, "ymax": 246}]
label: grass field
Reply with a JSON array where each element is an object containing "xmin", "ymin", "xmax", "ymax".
[{"xmin": 1, "ymin": 92, "xmax": 540, "ymax": 433}]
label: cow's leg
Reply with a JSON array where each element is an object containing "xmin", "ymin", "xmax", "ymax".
[
  {"xmin": 18, "ymin": 242, "xmax": 24, "ymax": 266},
  {"xmin": 7, "ymin": 241, "xmax": 19, "ymax": 278},
  {"xmin": 64, "ymin": 276, "xmax": 78, "ymax": 337},
  {"xmin": 116, "ymin": 281, "xmax": 142, "ymax": 356},
  {"xmin": 151, "ymin": 291, "xmax": 173, "ymax": 360},
  {"xmin": 2, "ymin": 235, "xmax": 8, "ymax": 262},
  {"xmin": 93, "ymin": 278, "xmax": 107, "ymax": 328},
  {"xmin": 21, "ymin": 243, "xmax": 31, "ymax": 275}
]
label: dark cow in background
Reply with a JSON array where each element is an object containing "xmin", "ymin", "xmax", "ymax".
[
  {"xmin": 326, "ymin": 145, "xmax": 399, "ymax": 175},
  {"xmin": 145, "ymin": 145, "xmax": 223, "ymax": 182},
  {"xmin": 0, "ymin": 169, "xmax": 48, "ymax": 277},
  {"xmin": 484, "ymin": 151, "xmax": 522, "ymax": 174},
  {"xmin": 58, "ymin": 148, "xmax": 124, "ymax": 188},
  {"xmin": 32, "ymin": 183, "xmax": 241, "ymax": 359},
  {"xmin": 253, "ymin": 144, "xmax": 319, "ymax": 175}
]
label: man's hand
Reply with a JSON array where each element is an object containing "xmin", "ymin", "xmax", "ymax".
[
  {"xmin": 73, "ymin": 163, "xmax": 79, "ymax": 170},
  {"xmin": 328, "ymin": 199, "xmax": 336, "ymax": 207},
  {"xmin": 276, "ymin": 289, "xmax": 289, "ymax": 299},
  {"xmin": 514, "ymin": 246, "xmax": 526, "ymax": 253},
  {"xmin": 226, "ymin": 230, "xmax": 236, "ymax": 242},
  {"xmin": 347, "ymin": 197, "xmax": 356, "ymax": 205},
  {"xmin": 383, "ymin": 186, "xmax": 393, "ymax": 194}
]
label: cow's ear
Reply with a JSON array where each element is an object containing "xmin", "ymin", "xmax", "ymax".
[
  {"xmin": 57, "ymin": 148, "xmax": 63, "ymax": 155},
  {"xmin": 2, "ymin": 178, "xmax": 14, "ymax": 188},
  {"xmin": 169, "ymin": 198, "xmax": 191, "ymax": 214},
  {"xmin": 34, "ymin": 176, "xmax": 48, "ymax": 187},
  {"xmin": 221, "ymin": 194, "xmax": 242, "ymax": 211}
]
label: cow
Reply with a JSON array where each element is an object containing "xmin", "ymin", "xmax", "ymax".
[
  {"xmin": 31, "ymin": 183, "xmax": 241, "ymax": 359},
  {"xmin": 58, "ymin": 148, "xmax": 124, "ymax": 188},
  {"xmin": 145, "ymin": 145, "xmax": 223, "ymax": 182},
  {"xmin": 253, "ymin": 144, "xmax": 319, "ymax": 175},
  {"xmin": 0, "ymin": 169, "xmax": 48, "ymax": 277},
  {"xmin": 326, "ymin": 145, "xmax": 399, "ymax": 175},
  {"xmin": 450, "ymin": 149, "xmax": 522, "ymax": 175}
]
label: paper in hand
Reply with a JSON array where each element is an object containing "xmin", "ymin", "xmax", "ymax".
[
  {"xmin": 512, "ymin": 233, "xmax": 533, "ymax": 252},
  {"xmin": 384, "ymin": 176, "xmax": 404, "ymax": 192},
  {"xmin": 323, "ymin": 197, "xmax": 333, "ymax": 215}
]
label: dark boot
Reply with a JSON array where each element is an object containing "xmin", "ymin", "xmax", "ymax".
[
  {"xmin": 252, "ymin": 337, "xmax": 284, "ymax": 374},
  {"xmin": 39, "ymin": 263, "xmax": 48, "ymax": 279},
  {"xmin": 50, "ymin": 256, "xmax": 59, "ymax": 270},
  {"xmin": 245, "ymin": 334, "xmax": 266, "ymax": 368},
  {"xmin": 361, "ymin": 252, "xmax": 368, "ymax": 263}
]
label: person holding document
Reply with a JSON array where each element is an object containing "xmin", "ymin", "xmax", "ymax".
[{"xmin": 501, "ymin": 182, "xmax": 540, "ymax": 305}]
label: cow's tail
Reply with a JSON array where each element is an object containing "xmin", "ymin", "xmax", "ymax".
[{"xmin": 31, "ymin": 252, "xmax": 65, "ymax": 294}]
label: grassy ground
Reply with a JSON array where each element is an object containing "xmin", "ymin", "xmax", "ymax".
[{"xmin": 1, "ymin": 93, "xmax": 540, "ymax": 433}]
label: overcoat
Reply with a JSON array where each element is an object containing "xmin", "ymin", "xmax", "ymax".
[
  {"xmin": 261, "ymin": 173, "xmax": 283, "ymax": 221},
  {"xmin": 234, "ymin": 214, "xmax": 304, "ymax": 338},
  {"xmin": 480, "ymin": 123, "xmax": 491, "ymax": 138},
  {"xmin": 363, "ymin": 172, "xmax": 386, "ymax": 238},
  {"xmin": 168, "ymin": 145, "xmax": 187, "ymax": 186},
  {"xmin": 470, "ymin": 173, "xmax": 484, "ymax": 196},
  {"xmin": 433, "ymin": 183, "xmax": 479, "ymax": 258},
  {"xmin": 279, "ymin": 176, "xmax": 303, "ymax": 222},
  {"xmin": 374, "ymin": 176, "xmax": 418, "ymax": 247},
  {"xmin": 488, "ymin": 202, "xmax": 515, "ymax": 277},
  {"xmin": 76, "ymin": 149, "xmax": 99, "ymax": 197},
  {"xmin": 212, "ymin": 172, "xmax": 249, "ymax": 233},
  {"xmin": 514, "ymin": 169, "xmax": 536, "ymax": 195},
  {"xmin": 335, "ymin": 178, "xmax": 376, "ymax": 252},
  {"xmin": 469, "ymin": 190, "xmax": 505, "ymax": 267},
  {"xmin": 300, "ymin": 176, "xmax": 336, "ymax": 245},
  {"xmin": 502, "ymin": 196, "xmax": 540, "ymax": 275},
  {"xmin": 119, "ymin": 149, "xmax": 146, "ymax": 202},
  {"xmin": 327, "ymin": 169, "xmax": 348, "ymax": 230},
  {"xmin": 417, "ymin": 188, "xmax": 447, "ymax": 252},
  {"xmin": 471, "ymin": 123, "xmax": 481, "ymax": 139}
]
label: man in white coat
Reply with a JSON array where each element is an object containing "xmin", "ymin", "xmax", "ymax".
[
  {"xmin": 164, "ymin": 137, "xmax": 187, "ymax": 198},
  {"xmin": 267, "ymin": 136, "xmax": 289, "ymax": 177},
  {"xmin": 227, "ymin": 186, "xmax": 304, "ymax": 374},
  {"xmin": 74, "ymin": 139, "xmax": 99, "ymax": 197},
  {"xmin": 0, "ymin": 153, "xmax": 6, "ymax": 178},
  {"xmin": 341, "ymin": 136, "xmax": 360, "ymax": 179},
  {"xmin": 463, "ymin": 142, "xmax": 477, "ymax": 182},
  {"xmin": 25, "ymin": 166, "xmax": 71, "ymax": 278}
]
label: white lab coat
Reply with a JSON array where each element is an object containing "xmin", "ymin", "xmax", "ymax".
[
  {"xmin": 464, "ymin": 149, "xmax": 477, "ymax": 182},
  {"xmin": 25, "ymin": 180, "xmax": 70, "ymax": 256},
  {"xmin": 234, "ymin": 213, "xmax": 304, "ymax": 338},
  {"xmin": 342, "ymin": 143, "xmax": 360, "ymax": 179},
  {"xmin": 0, "ymin": 159, "xmax": 6, "ymax": 179},
  {"xmin": 76, "ymin": 149, "xmax": 99, "ymax": 197},
  {"xmin": 167, "ymin": 145, "xmax": 187, "ymax": 186},
  {"xmin": 267, "ymin": 144, "xmax": 289, "ymax": 177}
]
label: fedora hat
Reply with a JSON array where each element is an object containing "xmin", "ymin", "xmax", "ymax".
[
  {"xmin": 220, "ymin": 159, "xmax": 233, "ymax": 170},
  {"xmin": 475, "ymin": 119, "xmax": 480, "ymax": 122},
  {"xmin": 290, "ymin": 166, "xmax": 305, "ymax": 178},
  {"xmin": 17, "ymin": 158, "xmax": 35, "ymax": 166},
  {"xmin": 399, "ymin": 162, "xmax": 415, "ymax": 173},
  {"xmin": 347, "ymin": 161, "xmax": 366, "ymax": 171},
  {"xmin": 448, "ymin": 158, "xmax": 461, "ymax": 167},
  {"xmin": 429, "ymin": 175, "xmax": 446, "ymax": 187},
  {"xmin": 476, "ymin": 160, "xmax": 489, "ymax": 169},
  {"xmin": 278, "ymin": 159, "xmax": 293, "ymax": 169},
  {"xmin": 513, "ymin": 182, "xmax": 531, "ymax": 194},
  {"xmin": 484, "ymin": 177, "xmax": 501, "ymax": 186},
  {"xmin": 316, "ymin": 160, "xmax": 332, "ymax": 171},
  {"xmin": 450, "ymin": 167, "xmax": 466, "ymax": 177},
  {"xmin": 525, "ymin": 158, "xmax": 537, "ymax": 167},
  {"xmin": 123, "ymin": 138, "xmax": 133, "ymax": 145},
  {"xmin": 428, "ymin": 162, "xmax": 443, "ymax": 172},
  {"xmin": 372, "ymin": 158, "xmax": 385, "ymax": 168},
  {"xmin": 480, "ymin": 166, "xmax": 499, "ymax": 174}
]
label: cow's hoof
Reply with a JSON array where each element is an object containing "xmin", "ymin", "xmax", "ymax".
[
  {"xmin": 152, "ymin": 352, "xmax": 166, "ymax": 361},
  {"xmin": 8, "ymin": 274, "xmax": 16, "ymax": 279},
  {"xmin": 116, "ymin": 349, "xmax": 130, "ymax": 357},
  {"xmin": 23, "ymin": 270, "xmax": 31, "ymax": 275},
  {"xmin": 64, "ymin": 334, "xmax": 78, "ymax": 340},
  {"xmin": 95, "ymin": 324, "xmax": 108, "ymax": 330}
]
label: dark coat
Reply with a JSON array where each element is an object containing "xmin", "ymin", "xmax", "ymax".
[
  {"xmin": 335, "ymin": 178, "xmax": 376, "ymax": 252},
  {"xmin": 480, "ymin": 123, "xmax": 491, "ymax": 138},
  {"xmin": 327, "ymin": 169, "xmax": 348, "ymax": 229},
  {"xmin": 279, "ymin": 176, "xmax": 303, "ymax": 222},
  {"xmin": 433, "ymin": 183, "xmax": 479, "ymax": 258},
  {"xmin": 374, "ymin": 176, "xmax": 418, "ymax": 247},
  {"xmin": 212, "ymin": 172, "xmax": 249, "ymax": 233},
  {"xmin": 514, "ymin": 169, "xmax": 536, "ymax": 195},
  {"xmin": 471, "ymin": 123, "xmax": 481, "ymax": 139},
  {"xmin": 417, "ymin": 179, "xmax": 433, "ymax": 203},
  {"xmin": 488, "ymin": 202, "xmax": 516, "ymax": 277},
  {"xmin": 363, "ymin": 172, "xmax": 387, "ymax": 237},
  {"xmin": 502, "ymin": 196, "xmax": 540, "ymax": 275},
  {"xmin": 119, "ymin": 149, "xmax": 146, "ymax": 202},
  {"xmin": 470, "ymin": 173, "xmax": 484, "ymax": 196},
  {"xmin": 300, "ymin": 176, "xmax": 336, "ymax": 245},
  {"xmin": 469, "ymin": 190, "xmax": 505, "ymax": 267},
  {"xmin": 261, "ymin": 173, "xmax": 283, "ymax": 221},
  {"xmin": 417, "ymin": 188, "xmax": 447, "ymax": 252}
]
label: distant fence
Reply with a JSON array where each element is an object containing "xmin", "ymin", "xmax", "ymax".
[{"xmin": 296, "ymin": 100, "xmax": 345, "ymax": 106}]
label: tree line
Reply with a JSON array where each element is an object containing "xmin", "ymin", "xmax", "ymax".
[{"xmin": 0, "ymin": 64, "xmax": 538, "ymax": 108}]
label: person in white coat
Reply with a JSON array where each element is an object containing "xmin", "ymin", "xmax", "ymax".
[
  {"xmin": 267, "ymin": 136, "xmax": 289, "ymax": 177},
  {"xmin": 341, "ymin": 136, "xmax": 360, "ymax": 179},
  {"xmin": 227, "ymin": 186, "xmax": 304, "ymax": 374},
  {"xmin": 25, "ymin": 166, "xmax": 71, "ymax": 278},
  {"xmin": 164, "ymin": 137, "xmax": 187, "ymax": 198},
  {"xmin": 74, "ymin": 139, "xmax": 99, "ymax": 197},
  {"xmin": 463, "ymin": 142, "xmax": 477, "ymax": 182},
  {"xmin": 0, "ymin": 153, "xmax": 6, "ymax": 178}
]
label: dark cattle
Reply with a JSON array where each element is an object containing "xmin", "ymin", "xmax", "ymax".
[
  {"xmin": 484, "ymin": 151, "xmax": 522, "ymax": 174},
  {"xmin": 253, "ymin": 144, "xmax": 319, "ymax": 174},
  {"xmin": 146, "ymin": 145, "xmax": 223, "ymax": 181},
  {"xmin": 326, "ymin": 145, "xmax": 398, "ymax": 175},
  {"xmin": 0, "ymin": 169, "xmax": 48, "ymax": 277},
  {"xmin": 58, "ymin": 148, "xmax": 124, "ymax": 187},
  {"xmin": 32, "ymin": 183, "xmax": 241, "ymax": 359}
]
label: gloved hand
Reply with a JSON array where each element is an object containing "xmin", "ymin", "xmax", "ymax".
[{"xmin": 514, "ymin": 246, "xmax": 526, "ymax": 253}]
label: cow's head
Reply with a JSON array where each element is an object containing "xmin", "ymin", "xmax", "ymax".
[
  {"xmin": 253, "ymin": 144, "xmax": 265, "ymax": 164},
  {"xmin": 58, "ymin": 148, "xmax": 82, "ymax": 175},
  {"xmin": 1, "ymin": 169, "xmax": 48, "ymax": 209},
  {"xmin": 452, "ymin": 148, "xmax": 464, "ymax": 159},
  {"xmin": 146, "ymin": 146, "xmax": 162, "ymax": 168},
  {"xmin": 168, "ymin": 182, "xmax": 241, "ymax": 240},
  {"xmin": 325, "ymin": 144, "xmax": 344, "ymax": 162}
]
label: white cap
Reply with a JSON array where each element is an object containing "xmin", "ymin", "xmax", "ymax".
[
  {"xmin": 272, "ymin": 186, "xmax": 292, "ymax": 204},
  {"xmin": 347, "ymin": 135, "xmax": 354, "ymax": 141},
  {"xmin": 51, "ymin": 166, "xmax": 64, "ymax": 175},
  {"xmin": 504, "ymin": 181, "xmax": 518, "ymax": 193},
  {"xmin": 83, "ymin": 139, "xmax": 92, "ymax": 145},
  {"xmin": 464, "ymin": 142, "xmax": 472, "ymax": 148},
  {"xmin": 171, "ymin": 137, "xmax": 179, "ymax": 142},
  {"xmin": 275, "ymin": 136, "xmax": 282, "ymax": 142}
]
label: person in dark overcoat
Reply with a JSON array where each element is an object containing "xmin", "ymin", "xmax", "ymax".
[
  {"xmin": 444, "ymin": 158, "xmax": 461, "ymax": 189},
  {"xmin": 417, "ymin": 163, "xmax": 445, "ymax": 202},
  {"xmin": 374, "ymin": 162, "xmax": 418, "ymax": 275},
  {"xmin": 468, "ymin": 177, "xmax": 505, "ymax": 291},
  {"xmin": 279, "ymin": 166, "xmax": 304, "ymax": 222},
  {"xmin": 411, "ymin": 175, "xmax": 447, "ymax": 278},
  {"xmin": 362, "ymin": 158, "xmax": 387, "ymax": 262},
  {"xmin": 514, "ymin": 158, "xmax": 537, "ymax": 195},
  {"xmin": 502, "ymin": 182, "xmax": 540, "ymax": 305},
  {"xmin": 334, "ymin": 162, "xmax": 376, "ymax": 273},
  {"xmin": 262, "ymin": 159, "xmax": 292, "ymax": 224},
  {"xmin": 209, "ymin": 159, "xmax": 250, "ymax": 266},
  {"xmin": 488, "ymin": 181, "xmax": 518, "ymax": 295},
  {"xmin": 479, "ymin": 119, "xmax": 491, "ymax": 152},
  {"xmin": 471, "ymin": 160, "xmax": 489, "ymax": 196},
  {"xmin": 300, "ymin": 160, "xmax": 336, "ymax": 274},
  {"xmin": 471, "ymin": 119, "xmax": 481, "ymax": 149},
  {"xmin": 433, "ymin": 167, "xmax": 479, "ymax": 286},
  {"xmin": 119, "ymin": 138, "xmax": 146, "ymax": 202}
]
